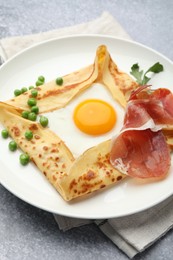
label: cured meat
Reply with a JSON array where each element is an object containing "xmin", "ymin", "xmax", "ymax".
[
  {"xmin": 110, "ymin": 86, "xmax": 172, "ymax": 179},
  {"xmin": 123, "ymin": 101, "xmax": 157, "ymax": 130},
  {"xmin": 110, "ymin": 129, "xmax": 170, "ymax": 178},
  {"xmin": 128, "ymin": 86, "xmax": 173, "ymax": 126}
]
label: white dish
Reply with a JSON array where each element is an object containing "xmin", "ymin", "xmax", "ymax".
[{"xmin": 0, "ymin": 35, "xmax": 173, "ymax": 219}]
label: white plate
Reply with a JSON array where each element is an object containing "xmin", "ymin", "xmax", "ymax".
[{"xmin": 1, "ymin": 35, "xmax": 173, "ymax": 219}]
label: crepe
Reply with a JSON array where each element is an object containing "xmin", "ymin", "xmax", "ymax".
[
  {"xmin": 0, "ymin": 102, "xmax": 126, "ymax": 201},
  {"xmin": 0, "ymin": 102, "xmax": 126, "ymax": 200},
  {"xmin": 163, "ymin": 129, "xmax": 173, "ymax": 150},
  {"xmin": 61, "ymin": 140, "xmax": 126, "ymax": 201},
  {"xmin": 0, "ymin": 45, "xmax": 139, "ymax": 201},
  {"xmin": 98, "ymin": 45, "xmax": 139, "ymax": 107},
  {"xmin": 0, "ymin": 102, "xmax": 74, "ymax": 200},
  {"xmin": 6, "ymin": 64, "xmax": 96, "ymax": 113},
  {"xmin": 6, "ymin": 45, "xmax": 139, "ymax": 112}
]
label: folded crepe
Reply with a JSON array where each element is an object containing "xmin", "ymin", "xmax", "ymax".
[
  {"xmin": 6, "ymin": 45, "xmax": 139, "ymax": 112},
  {"xmin": 162, "ymin": 129, "xmax": 173, "ymax": 150},
  {"xmin": 0, "ymin": 102, "xmax": 73, "ymax": 200},
  {"xmin": 0, "ymin": 102, "xmax": 126, "ymax": 200},
  {"xmin": 0, "ymin": 45, "xmax": 148, "ymax": 201},
  {"xmin": 60, "ymin": 139, "xmax": 127, "ymax": 201}
]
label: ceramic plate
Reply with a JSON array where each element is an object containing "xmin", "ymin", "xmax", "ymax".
[{"xmin": 0, "ymin": 35, "xmax": 173, "ymax": 219}]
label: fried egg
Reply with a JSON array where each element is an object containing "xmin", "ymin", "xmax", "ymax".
[
  {"xmin": 73, "ymin": 99, "xmax": 117, "ymax": 135},
  {"xmin": 46, "ymin": 83, "xmax": 124, "ymax": 158}
]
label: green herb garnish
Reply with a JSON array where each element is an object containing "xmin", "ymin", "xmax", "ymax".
[{"xmin": 130, "ymin": 62, "xmax": 164, "ymax": 85}]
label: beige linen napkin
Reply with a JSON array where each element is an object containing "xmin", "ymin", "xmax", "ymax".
[
  {"xmin": 1, "ymin": 11, "xmax": 173, "ymax": 259},
  {"xmin": 0, "ymin": 11, "xmax": 130, "ymax": 59}
]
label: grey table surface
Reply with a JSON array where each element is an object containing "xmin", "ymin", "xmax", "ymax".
[{"xmin": 1, "ymin": 1, "xmax": 173, "ymax": 259}]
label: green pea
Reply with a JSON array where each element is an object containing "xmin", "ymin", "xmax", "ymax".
[
  {"xmin": 28, "ymin": 112, "xmax": 37, "ymax": 121},
  {"xmin": 21, "ymin": 110, "xmax": 30, "ymax": 119},
  {"xmin": 8, "ymin": 140, "xmax": 17, "ymax": 151},
  {"xmin": 19, "ymin": 153, "xmax": 30, "ymax": 166},
  {"xmin": 56, "ymin": 77, "xmax": 63, "ymax": 86},
  {"xmin": 29, "ymin": 86, "xmax": 35, "ymax": 90},
  {"xmin": 14, "ymin": 89, "xmax": 22, "ymax": 96},
  {"xmin": 21, "ymin": 87, "xmax": 28, "ymax": 93},
  {"xmin": 31, "ymin": 89, "xmax": 38, "ymax": 97},
  {"xmin": 31, "ymin": 105, "xmax": 39, "ymax": 114},
  {"xmin": 38, "ymin": 75, "xmax": 45, "ymax": 83},
  {"xmin": 27, "ymin": 98, "xmax": 37, "ymax": 107},
  {"xmin": 39, "ymin": 116, "xmax": 49, "ymax": 127},
  {"xmin": 25, "ymin": 130, "xmax": 33, "ymax": 140},
  {"xmin": 36, "ymin": 80, "xmax": 43, "ymax": 86},
  {"xmin": 1, "ymin": 129, "xmax": 9, "ymax": 139}
]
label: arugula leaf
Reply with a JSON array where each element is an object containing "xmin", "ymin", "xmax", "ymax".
[
  {"xmin": 130, "ymin": 62, "xmax": 164, "ymax": 85},
  {"xmin": 145, "ymin": 62, "xmax": 164, "ymax": 74},
  {"xmin": 130, "ymin": 64, "xmax": 143, "ymax": 84}
]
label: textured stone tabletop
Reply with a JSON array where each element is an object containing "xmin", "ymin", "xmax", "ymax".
[{"xmin": 1, "ymin": 1, "xmax": 173, "ymax": 260}]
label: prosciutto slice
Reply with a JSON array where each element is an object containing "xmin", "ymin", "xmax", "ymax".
[
  {"xmin": 110, "ymin": 129, "xmax": 170, "ymax": 178},
  {"xmin": 110, "ymin": 86, "xmax": 172, "ymax": 179},
  {"xmin": 127, "ymin": 87, "xmax": 173, "ymax": 126}
]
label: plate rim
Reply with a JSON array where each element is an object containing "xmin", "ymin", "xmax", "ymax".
[{"xmin": 2, "ymin": 33, "xmax": 173, "ymax": 69}]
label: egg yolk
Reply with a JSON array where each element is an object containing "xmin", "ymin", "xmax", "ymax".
[{"xmin": 73, "ymin": 99, "xmax": 117, "ymax": 135}]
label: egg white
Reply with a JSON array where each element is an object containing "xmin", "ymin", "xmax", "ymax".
[{"xmin": 44, "ymin": 83, "xmax": 125, "ymax": 158}]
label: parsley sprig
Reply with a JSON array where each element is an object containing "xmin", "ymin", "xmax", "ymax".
[{"xmin": 130, "ymin": 62, "xmax": 164, "ymax": 85}]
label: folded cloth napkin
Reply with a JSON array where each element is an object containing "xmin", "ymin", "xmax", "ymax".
[
  {"xmin": 1, "ymin": 11, "xmax": 173, "ymax": 259},
  {"xmin": 0, "ymin": 11, "xmax": 130, "ymax": 59}
]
